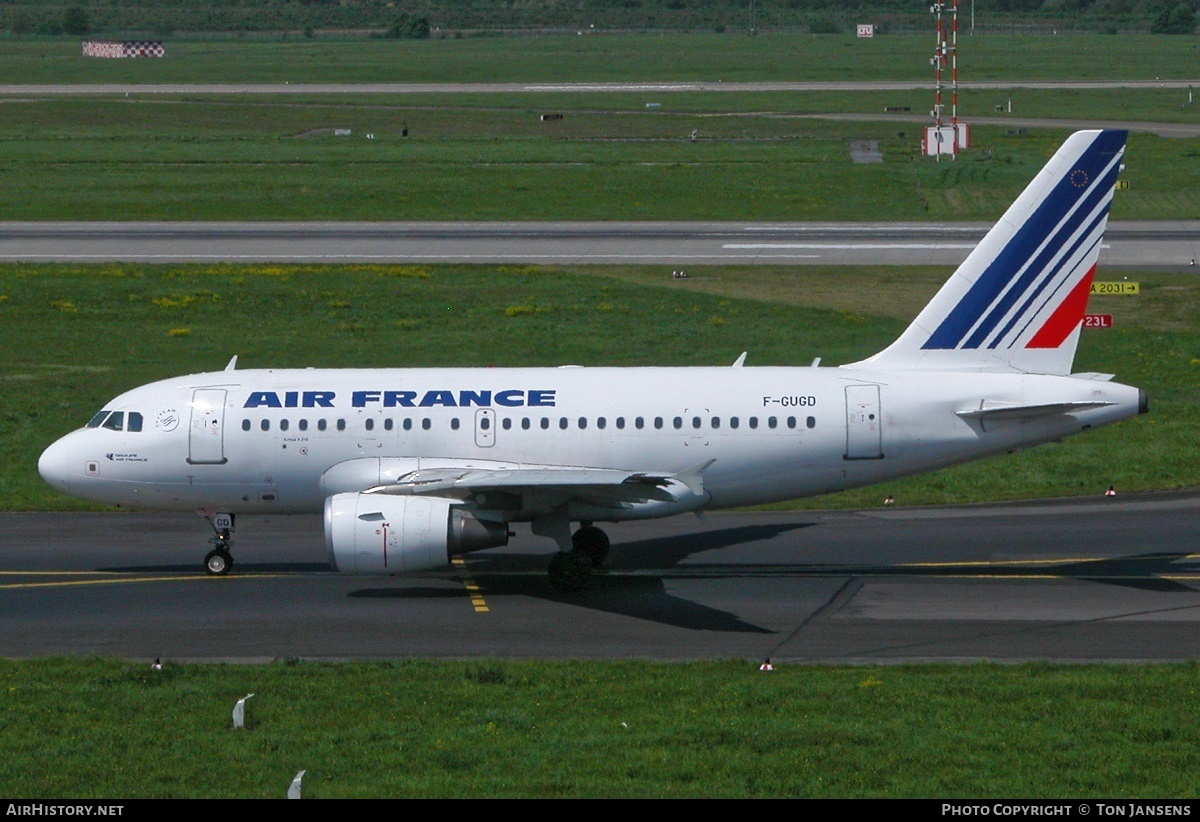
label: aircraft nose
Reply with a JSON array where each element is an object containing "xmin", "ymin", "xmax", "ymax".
[{"xmin": 38, "ymin": 435, "xmax": 81, "ymax": 493}]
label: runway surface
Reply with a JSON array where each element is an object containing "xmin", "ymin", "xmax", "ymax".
[
  {"xmin": 4, "ymin": 81, "xmax": 1198, "ymax": 94},
  {"xmin": 3, "ymin": 492, "xmax": 1198, "ymax": 662},
  {"xmin": 2, "ymin": 221, "xmax": 1198, "ymax": 267}
]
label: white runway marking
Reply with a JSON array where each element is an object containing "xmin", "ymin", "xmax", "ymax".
[
  {"xmin": 723, "ymin": 243, "xmax": 978, "ymax": 250},
  {"xmin": 4, "ymin": 253, "xmax": 827, "ymax": 261},
  {"xmin": 742, "ymin": 225, "xmax": 986, "ymax": 233}
]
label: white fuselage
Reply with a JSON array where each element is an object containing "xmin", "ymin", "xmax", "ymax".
[{"xmin": 38, "ymin": 365, "xmax": 1144, "ymax": 519}]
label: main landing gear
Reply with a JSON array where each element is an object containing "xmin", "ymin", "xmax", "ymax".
[
  {"xmin": 200, "ymin": 511, "xmax": 235, "ymax": 576},
  {"xmin": 547, "ymin": 524, "xmax": 611, "ymax": 592}
]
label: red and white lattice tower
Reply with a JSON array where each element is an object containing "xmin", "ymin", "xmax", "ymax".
[{"xmin": 923, "ymin": 0, "xmax": 969, "ymax": 159}]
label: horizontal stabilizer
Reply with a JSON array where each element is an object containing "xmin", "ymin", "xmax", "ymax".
[{"xmin": 957, "ymin": 400, "xmax": 1115, "ymax": 427}]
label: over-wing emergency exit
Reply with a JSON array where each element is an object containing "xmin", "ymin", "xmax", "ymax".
[{"xmin": 39, "ymin": 130, "xmax": 1146, "ymax": 590}]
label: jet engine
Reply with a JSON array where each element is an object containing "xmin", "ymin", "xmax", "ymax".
[{"xmin": 324, "ymin": 493, "xmax": 509, "ymax": 574}]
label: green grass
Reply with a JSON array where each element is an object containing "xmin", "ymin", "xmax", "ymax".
[
  {"xmin": 2, "ymin": 657, "xmax": 1199, "ymax": 798},
  {"xmin": 1, "ymin": 95, "xmax": 1199, "ymax": 221},
  {"xmin": 4, "ymin": 263, "xmax": 1197, "ymax": 511},
  {"xmin": 3, "ymin": 34, "xmax": 1200, "ymax": 84}
]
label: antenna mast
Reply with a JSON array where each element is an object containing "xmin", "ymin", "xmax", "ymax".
[{"xmin": 925, "ymin": 0, "xmax": 968, "ymax": 160}]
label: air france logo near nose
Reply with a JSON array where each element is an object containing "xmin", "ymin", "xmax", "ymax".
[{"xmin": 243, "ymin": 389, "xmax": 557, "ymax": 409}]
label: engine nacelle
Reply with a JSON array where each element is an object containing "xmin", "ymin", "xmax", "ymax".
[{"xmin": 324, "ymin": 493, "xmax": 509, "ymax": 574}]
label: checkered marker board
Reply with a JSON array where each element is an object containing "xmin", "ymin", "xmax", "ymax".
[{"xmin": 82, "ymin": 41, "xmax": 165, "ymax": 58}]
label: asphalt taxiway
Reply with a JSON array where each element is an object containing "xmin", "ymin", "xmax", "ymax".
[{"xmin": 3, "ymin": 492, "xmax": 1197, "ymax": 662}]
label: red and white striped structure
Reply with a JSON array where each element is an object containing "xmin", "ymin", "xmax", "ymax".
[{"xmin": 924, "ymin": 1, "xmax": 968, "ymax": 159}]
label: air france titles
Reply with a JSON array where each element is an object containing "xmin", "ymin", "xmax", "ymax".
[{"xmin": 243, "ymin": 389, "xmax": 556, "ymax": 409}]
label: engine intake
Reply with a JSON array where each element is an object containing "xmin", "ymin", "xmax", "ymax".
[{"xmin": 324, "ymin": 493, "xmax": 509, "ymax": 574}]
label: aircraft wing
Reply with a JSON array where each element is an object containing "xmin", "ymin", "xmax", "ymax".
[
  {"xmin": 369, "ymin": 466, "xmax": 676, "ymax": 504},
  {"xmin": 343, "ymin": 458, "xmax": 716, "ymax": 515}
]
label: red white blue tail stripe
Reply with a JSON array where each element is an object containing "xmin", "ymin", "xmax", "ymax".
[
  {"xmin": 922, "ymin": 130, "xmax": 1125, "ymax": 351},
  {"xmin": 850, "ymin": 130, "xmax": 1127, "ymax": 375}
]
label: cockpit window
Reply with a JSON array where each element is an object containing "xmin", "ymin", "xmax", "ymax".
[{"xmin": 86, "ymin": 410, "xmax": 145, "ymax": 432}]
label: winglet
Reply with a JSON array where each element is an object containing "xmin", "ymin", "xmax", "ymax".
[
  {"xmin": 674, "ymin": 459, "xmax": 716, "ymax": 496},
  {"xmin": 732, "ymin": 352, "xmax": 748, "ymax": 368},
  {"xmin": 224, "ymin": 355, "xmax": 239, "ymax": 371}
]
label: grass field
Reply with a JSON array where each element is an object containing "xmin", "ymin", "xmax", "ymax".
[
  {"xmin": 1, "ymin": 98, "xmax": 1198, "ymax": 222},
  {"xmin": 2, "ymin": 657, "xmax": 1199, "ymax": 798},
  {"xmin": 2, "ymin": 34, "xmax": 1200, "ymax": 84}
]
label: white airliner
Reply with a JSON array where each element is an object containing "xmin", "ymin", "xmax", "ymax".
[{"xmin": 39, "ymin": 129, "xmax": 1146, "ymax": 590}]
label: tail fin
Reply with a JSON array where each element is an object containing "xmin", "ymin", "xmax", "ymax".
[{"xmin": 849, "ymin": 129, "xmax": 1127, "ymax": 375}]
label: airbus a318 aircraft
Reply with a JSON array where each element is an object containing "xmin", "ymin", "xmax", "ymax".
[{"xmin": 39, "ymin": 129, "xmax": 1146, "ymax": 590}]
